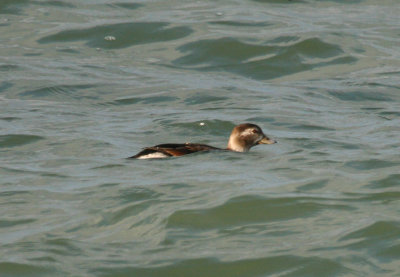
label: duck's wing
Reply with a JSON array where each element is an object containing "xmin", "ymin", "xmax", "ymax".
[
  {"xmin": 129, "ymin": 143, "xmax": 221, "ymax": 159},
  {"xmin": 128, "ymin": 146, "xmax": 172, "ymax": 159}
]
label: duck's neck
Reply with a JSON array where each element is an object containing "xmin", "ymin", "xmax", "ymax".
[{"xmin": 227, "ymin": 137, "xmax": 249, "ymax": 152}]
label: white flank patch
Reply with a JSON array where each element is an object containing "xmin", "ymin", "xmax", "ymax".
[{"xmin": 136, "ymin": 152, "xmax": 169, "ymax": 159}]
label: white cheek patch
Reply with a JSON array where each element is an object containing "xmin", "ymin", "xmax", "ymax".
[
  {"xmin": 241, "ymin": 128, "xmax": 256, "ymax": 136},
  {"xmin": 136, "ymin": 152, "xmax": 169, "ymax": 159}
]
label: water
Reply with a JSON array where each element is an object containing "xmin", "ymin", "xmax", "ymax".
[{"xmin": 1, "ymin": 0, "xmax": 399, "ymax": 276}]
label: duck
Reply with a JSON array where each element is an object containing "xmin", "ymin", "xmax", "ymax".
[{"xmin": 129, "ymin": 123, "xmax": 276, "ymax": 159}]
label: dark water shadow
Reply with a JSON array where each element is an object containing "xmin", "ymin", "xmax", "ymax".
[
  {"xmin": 0, "ymin": 64, "xmax": 21, "ymax": 71},
  {"xmin": 172, "ymin": 37, "xmax": 356, "ymax": 80},
  {"xmin": 366, "ymin": 174, "xmax": 400, "ymax": 189},
  {"xmin": 33, "ymin": 0, "xmax": 76, "ymax": 8},
  {"xmin": 338, "ymin": 221, "xmax": 400, "ymax": 262},
  {"xmin": 0, "ymin": 262, "xmax": 55, "ymax": 276},
  {"xmin": 106, "ymin": 2, "xmax": 144, "ymax": 10},
  {"xmin": 38, "ymin": 22, "xmax": 193, "ymax": 49},
  {"xmin": 0, "ymin": 218, "xmax": 36, "ymax": 228},
  {"xmin": 0, "ymin": 134, "xmax": 44, "ymax": 148},
  {"xmin": 0, "ymin": 81, "xmax": 13, "ymax": 92},
  {"xmin": 344, "ymin": 159, "xmax": 399, "ymax": 170},
  {"xmin": 166, "ymin": 194, "xmax": 353, "ymax": 230},
  {"xmin": 0, "ymin": 0, "xmax": 74, "ymax": 14},
  {"xmin": 344, "ymin": 191, "xmax": 400, "ymax": 203},
  {"xmin": 41, "ymin": 237, "xmax": 84, "ymax": 257},
  {"xmin": 0, "ymin": 0, "xmax": 28, "ymax": 14},
  {"xmin": 94, "ymin": 187, "xmax": 162, "ymax": 227}
]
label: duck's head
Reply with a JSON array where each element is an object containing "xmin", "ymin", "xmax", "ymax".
[{"xmin": 227, "ymin": 123, "xmax": 276, "ymax": 152}]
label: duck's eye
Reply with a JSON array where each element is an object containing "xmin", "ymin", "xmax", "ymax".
[{"xmin": 251, "ymin": 129, "xmax": 259, "ymax": 134}]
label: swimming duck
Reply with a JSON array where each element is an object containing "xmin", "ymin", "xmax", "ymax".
[{"xmin": 130, "ymin": 123, "xmax": 276, "ymax": 159}]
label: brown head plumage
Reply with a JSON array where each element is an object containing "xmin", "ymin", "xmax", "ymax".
[{"xmin": 227, "ymin": 123, "xmax": 276, "ymax": 152}]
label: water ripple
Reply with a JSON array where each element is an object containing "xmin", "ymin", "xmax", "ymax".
[
  {"xmin": 0, "ymin": 0, "xmax": 28, "ymax": 15},
  {"xmin": 112, "ymin": 95, "xmax": 178, "ymax": 106},
  {"xmin": 0, "ymin": 134, "xmax": 44, "ymax": 148},
  {"xmin": 93, "ymin": 255, "xmax": 349, "ymax": 277},
  {"xmin": 173, "ymin": 37, "xmax": 356, "ymax": 80},
  {"xmin": 0, "ymin": 218, "xmax": 36, "ymax": 228},
  {"xmin": 1, "ymin": 0, "xmax": 400, "ymax": 275},
  {"xmin": 38, "ymin": 22, "xmax": 193, "ymax": 49},
  {"xmin": 0, "ymin": 262, "xmax": 54, "ymax": 276},
  {"xmin": 339, "ymin": 221, "xmax": 400, "ymax": 262},
  {"xmin": 167, "ymin": 195, "xmax": 353, "ymax": 230},
  {"xmin": 20, "ymin": 84, "xmax": 96, "ymax": 99},
  {"xmin": 106, "ymin": 3, "xmax": 143, "ymax": 10},
  {"xmin": 367, "ymin": 174, "xmax": 400, "ymax": 189}
]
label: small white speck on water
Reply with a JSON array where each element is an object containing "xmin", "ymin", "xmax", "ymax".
[
  {"xmin": 104, "ymin": 35, "xmax": 116, "ymax": 41},
  {"xmin": 216, "ymin": 12, "xmax": 223, "ymax": 16},
  {"xmin": 199, "ymin": 122, "xmax": 205, "ymax": 126},
  {"xmin": 147, "ymin": 58, "xmax": 160, "ymax": 63}
]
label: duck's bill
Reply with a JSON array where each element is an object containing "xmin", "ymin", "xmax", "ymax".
[{"xmin": 258, "ymin": 136, "xmax": 277, "ymax": 145}]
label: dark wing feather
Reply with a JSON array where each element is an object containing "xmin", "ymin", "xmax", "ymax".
[{"xmin": 129, "ymin": 143, "xmax": 222, "ymax": 159}]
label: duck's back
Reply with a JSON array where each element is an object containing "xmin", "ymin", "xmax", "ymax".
[{"xmin": 130, "ymin": 143, "xmax": 222, "ymax": 159}]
